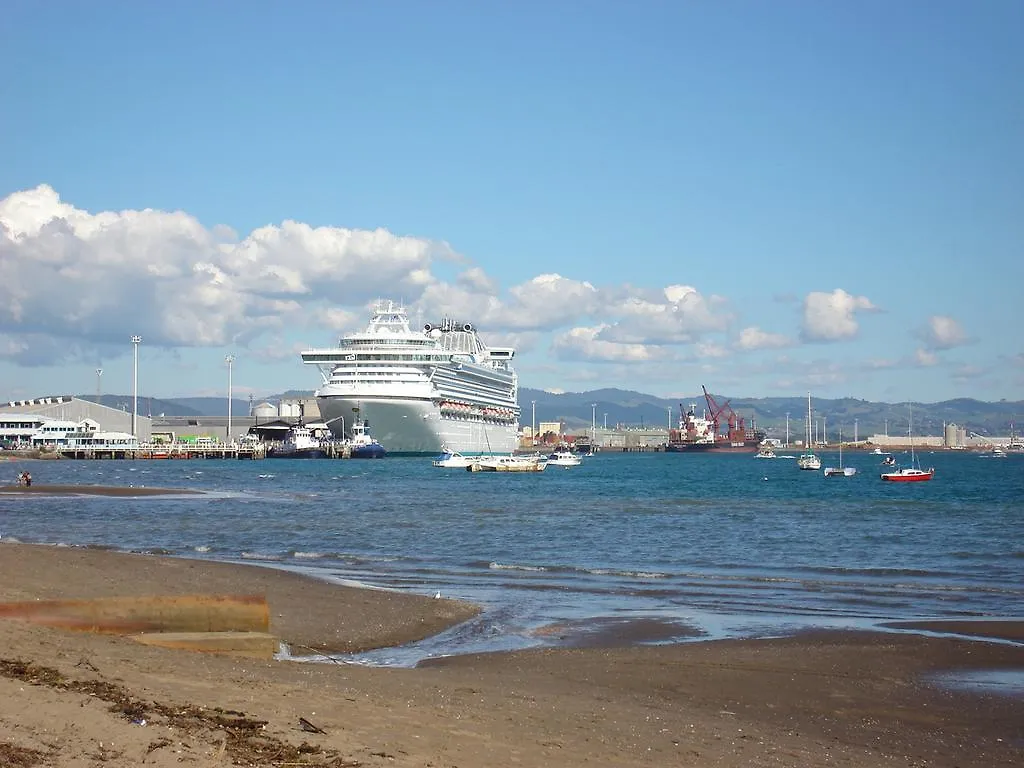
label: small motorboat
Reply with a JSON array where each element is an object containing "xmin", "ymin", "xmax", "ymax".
[
  {"xmin": 432, "ymin": 447, "xmax": 475, "ymax": 468},
  {"xmin": 547, "ymin": 447, "xmax": 582, "ymax": 467}
]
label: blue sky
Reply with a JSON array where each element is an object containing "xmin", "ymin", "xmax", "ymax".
[{"xmin": 1, "ymin": 1, "xmax": 1021, "ymax": 404}]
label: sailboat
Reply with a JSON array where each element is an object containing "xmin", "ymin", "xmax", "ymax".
[
  {"xmin": 881, "ymin": 404, "xmax": 934, "ymax": 482},
  {"xmin": 797, "ymin": 392, "xmax": 821, "ymax": 470},
  {"xmin": 824, "ymin": 426, "xmax": 856, "ymax": 477}
]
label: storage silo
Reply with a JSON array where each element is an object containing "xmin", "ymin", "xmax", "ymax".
[
  {"xmin": 252, "ymin": 402, "xmax": 277, "ymax": 420},
  {"xmin": 945, "ymin": 422, "xmax": 959, "ymax": 448}
]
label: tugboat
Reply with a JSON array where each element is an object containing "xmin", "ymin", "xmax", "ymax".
[
  {"xmin": 348, "ymin": 419, "xmax": 386, "ymax": 459},
  {"xmin": 267, "ymin": 423, "xmax": 328, "ymax": 459}
]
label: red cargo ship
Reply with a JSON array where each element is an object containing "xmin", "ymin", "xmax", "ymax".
[{"xmin": 665, "ymin": 386, "xmax": 765, "ymax": 453}]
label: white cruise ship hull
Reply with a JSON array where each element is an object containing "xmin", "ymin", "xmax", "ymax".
[{"xmin": 317, "ymin": 395, "xmax": 518, "ymax": 455}]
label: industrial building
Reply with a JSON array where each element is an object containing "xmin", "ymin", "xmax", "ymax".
[
  {"xmin": 0, "ymin": 396, "xmax": 153, "ymax": 443},
  {"xmin": 0, "ymin": 395, "xmax": 322, "ymax": 446}
]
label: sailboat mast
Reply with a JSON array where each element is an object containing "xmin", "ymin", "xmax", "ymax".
[{"xmin": 909, "ymin": 404, "xmax": 915, "ymax": 466}]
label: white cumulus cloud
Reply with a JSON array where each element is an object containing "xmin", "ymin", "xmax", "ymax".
[
  {"xmin": 736, "ymin": 326, "xmax": 792, "ymax": 351},
  {"xmin": 921, "ymin": 315, "xmax": 968, "ymax": 350},
  {"xmin": 595, "ymin": 285, "xmax": 731, "ymax": 345},
  {"xmin": 552, "ymin": 325, "xmax": 658, "ymax": 362},
  {"xmin": 800, "ymin": 289, "xmax": 876, "ymax": 342},
  {"xmin": 0, "ymin": 185, "xmax": 448, "ymax": 365}
]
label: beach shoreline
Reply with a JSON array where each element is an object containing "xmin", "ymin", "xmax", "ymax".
[
  {"xmin": 0, "ymin": 542, "xmax": 1022, "ymax": 767},
  {"xmin": 0, "ymin": 484, "xmax": 204, "ymax": 496}
]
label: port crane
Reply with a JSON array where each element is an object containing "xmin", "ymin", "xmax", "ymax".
[{"xmin": 701, "ymin": 386, "xmax": 758, "ymax": 442}]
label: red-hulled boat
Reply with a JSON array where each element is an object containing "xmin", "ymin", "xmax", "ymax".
[
  {"xmin": 880, "ymin": 467, "xmax": 934, "ymax": 482},
  {"xmin": 880, "ymin": 404, "xmax": 933, "ymax": 482}
]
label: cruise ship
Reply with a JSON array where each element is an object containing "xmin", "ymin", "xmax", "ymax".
[{"xmin": 301, "ymin": 300, "xmax": 520, "ymax": 454}]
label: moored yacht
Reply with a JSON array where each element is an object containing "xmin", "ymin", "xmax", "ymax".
[{"xmin": 797, "ymin": 392, "xmax": 821, "ymax": 470}]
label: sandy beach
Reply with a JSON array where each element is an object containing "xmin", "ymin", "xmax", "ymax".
[{"xmin": 0, "ymin": 542, "xmax": 1022, "ymax": 767}]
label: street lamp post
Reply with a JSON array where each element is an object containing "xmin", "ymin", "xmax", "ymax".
[
  {"xmin": 531, "ymin": 400, "xmax": 536, "ymax": 444},
  {"xmin": 591, "ymin": 403, "xmax": 597, "ymax": 442},
  {"xmin": 667, "ymin": 407, "xmax": 672, "ymax": 431},
  {"xmin": 603, "ymin": 412, "xmax": 607, "ymax": 430},
  {"xmin": 225, "ymin": 354, "xmax": 235, "ymax": 444},
  {"xmin": 131, "ymin": 336, "xmax": 141, "ymax": 437},
  {"xmin": 785, "ymin": 412, "xmax": 790, "ymax": 447}
]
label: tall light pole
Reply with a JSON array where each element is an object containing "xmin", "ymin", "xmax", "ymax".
[
  {"xmin": 785, "ymin": 412, "xmax": 790, "ymax": 447},
  {"xmin": 667, "ymin": 407, "xmax": 672, "ymax": 431},
  {"xmin": 591, "ymin": 403, "xmax": 597, "ymax": 441},
  {"xmin": 603, "ymin": 412, "xmax": 607, "ymax": 430},
  {"xmin": 96, "ymin": 368, "xmax": 103, "ymax": 406},
  {"xmin": 823, "ymin": 415, "xmax": 827, "ymax": 446},
  {"xmin": 531, "ymin": 400, "xmax": 536, "ymax": 444},
  {"xmin": 854, "ymin": 418, "xmax": 858, "ymax": 444},
  {"xmin": 131, "ymin": 335, "xmax": 141, "ymax": 437},
  {"xmin": 225, "ymin": 354, "xmax": 235, "ymax": 444}
]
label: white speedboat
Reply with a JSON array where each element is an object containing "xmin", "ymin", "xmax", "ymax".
[
  {"xmin": 547, "ymin": 448, "xmax": 582, "ymax": 467},
  {"xmin": 755, "ymin": 445, "xmax": 776, "ymax": 459},
  {"xmin": 432, "ymin": 446, "xmax": 475, "ymax": 468},
  {"xmin": 303, "ymin": 301, "xmax": 519, "ymax": 455}
]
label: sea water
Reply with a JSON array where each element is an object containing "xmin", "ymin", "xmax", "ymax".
[{"xmin": 1, "ymin": 451, "xmax": 1022, "ymax": 665}]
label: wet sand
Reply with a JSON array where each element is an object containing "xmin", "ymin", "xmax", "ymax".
[
  {"xmin": 0, "ymin": 484, "xmax": 202, "ymax": 496},
  {"xmin": 0, "ymin": 542, "xmax": 1022, "ymax": 767}
]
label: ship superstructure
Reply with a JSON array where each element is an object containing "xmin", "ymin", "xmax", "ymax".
[{"xmin": 301, "ymin": 300, "xmax": 519, "ymax": 454}]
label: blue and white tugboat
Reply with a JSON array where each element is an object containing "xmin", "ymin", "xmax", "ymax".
[{"xmin": 349, "ymin": 419, "xmax": 386, "ymax": 459}]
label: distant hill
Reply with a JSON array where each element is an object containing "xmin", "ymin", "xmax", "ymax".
[
  {"xmin": 75, "ymin": 389, "xmax": 1024, "ymax": 437},
  {"xmin": 518, "ymin": 387, "xmax": 1024, "ymax": 438}
]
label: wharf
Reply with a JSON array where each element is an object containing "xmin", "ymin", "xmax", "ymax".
[{"xmin": 56, "ymin": 442, "xmax": 355, "ymax": 460}]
